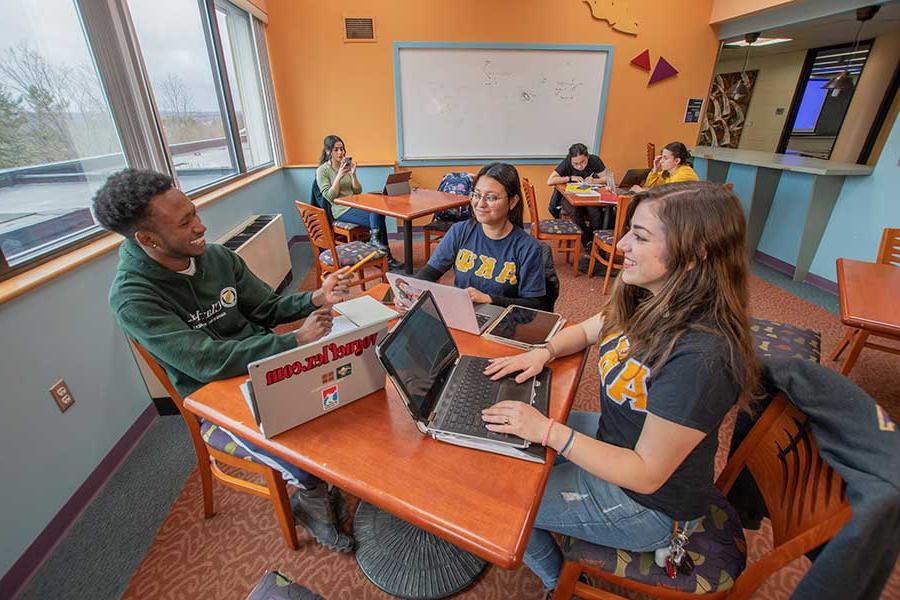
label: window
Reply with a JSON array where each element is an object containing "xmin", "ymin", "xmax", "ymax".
[
  {"xmin": 215, "ymin": 1, "xmax": 275, "ymax": 169},
  {"xmin": 0, "ymin": 0, "xmax": 280, "ymax": 281},
  {"xmin": 0, "ymin": 0, "xmax": 126, "ymax": 270},
  {"xmin": 128, "ymin": 0, "xmax": 239, "ymax": 192}
]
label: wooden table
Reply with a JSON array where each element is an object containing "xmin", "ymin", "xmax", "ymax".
[
  {"xmin": 335, "ymin": 189, "xmax": 470, "ymax": 273},
  {"xmin": 835, "ymin": 258, "xmax": 900, "ymax": 374},
  {"xmin": 554, "ymin": 183, "xmax": 620, "ymax": 208},
  {"xmin": 183, "ymin": 302, "xmax": 588, "ymax": 568}
]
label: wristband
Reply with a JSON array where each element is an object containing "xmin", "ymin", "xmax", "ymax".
[
  {"xmin": 559, "ymin": 428, "xmax": 576, "ymax": 456},
  {"xmin": 543, "ymin": 343, "xmax": 556, "ymax": 362},
  {"xmin": 541, "ymin": 418, "xmax": 555, "ymax": 447}
]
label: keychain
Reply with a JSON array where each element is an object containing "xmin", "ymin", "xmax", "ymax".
[{"xmin": 663, "ymin": 523, "xmax": 695, "ymax": 578}]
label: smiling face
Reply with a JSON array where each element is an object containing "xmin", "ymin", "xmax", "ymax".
[
  {"xmin": 471, "ymin": 175, "xmax": 517, "ymax": 228},
  {"xmin": 138, "ymin": 188, "xmax": 208, "ymax": 260},
  {"xmin": 616, "ymin": 200, "xmax": 670, "ymax": 294},
  {"xmin": 570, "ymin": 153, "xmax": 589, "ymax": 172}
]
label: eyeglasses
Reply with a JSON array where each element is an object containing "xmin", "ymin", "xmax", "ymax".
[{"xmin": 470, "ymin": 191, "xmax": 507, "ymax": 204}]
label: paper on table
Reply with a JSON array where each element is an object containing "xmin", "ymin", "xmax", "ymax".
[
  {"xmin": 333, "ymin": 295, "xmax": 398, "ymax": 327},
  {"xmin": 319, "ymin": 315, "xmax": 358, "ymax": 340},
  {"xmin": 564, "ymin": 182, "xmax": 601, "ymax": 196}
]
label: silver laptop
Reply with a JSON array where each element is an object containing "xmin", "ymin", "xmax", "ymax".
[
  {"xmin": 376, "ymin": 290, "xmax": 552, "ymax": 462},
  {"xmin": 244, "ymin": 320, "xmax": 389, "ymax": 438},
  {"xmin": 383, "ymin": 171, "xmax": 412, "ymax": 196},
  {"xmin": 386, "ymin": 272, "xmax": 504, "ymax": 334}
]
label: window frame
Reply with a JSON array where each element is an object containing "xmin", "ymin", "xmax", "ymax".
[{"xmin": 0, "ymin": 0, "xmax": 281, "ymax": 282}]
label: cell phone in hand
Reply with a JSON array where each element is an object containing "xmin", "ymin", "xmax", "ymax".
[{"xmin": 342, "ymin": 156, "xmax": 352, "ymax": 166}]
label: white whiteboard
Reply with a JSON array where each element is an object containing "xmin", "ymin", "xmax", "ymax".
[{"xmin": 394, "ymin": 43, "xmax": 613, "ymax": 163}]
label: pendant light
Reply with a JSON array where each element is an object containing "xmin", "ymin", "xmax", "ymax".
[
  {"xmin": 728, "ymin": 32, "xmax": 760, "ymax": 101},
  {"xmin": 822, "ymin": 5, "xmax": 879, "ymax": 97}
]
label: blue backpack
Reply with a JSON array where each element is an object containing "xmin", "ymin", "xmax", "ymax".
[{"xmin": 434, "ymin": 172, "xmax": 474, "ymax": 222}]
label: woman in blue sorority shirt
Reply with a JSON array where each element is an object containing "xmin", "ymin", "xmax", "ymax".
[
  {"xmin": 482, "ymin": 181, "xmax": 761, "ymax": 594},
  {"xmin": 414, "ymin": 162, "xmax": 548, "ymax": 310}
]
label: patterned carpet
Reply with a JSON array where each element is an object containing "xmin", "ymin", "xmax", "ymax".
[{"xmin": 121, "ymin": 241, "xmax": 900, "ymax": 600}]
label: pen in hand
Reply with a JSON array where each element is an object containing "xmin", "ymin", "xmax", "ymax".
[{"xmin": 346, "ymin": 250, "xmax": 379, "ymax": 275}]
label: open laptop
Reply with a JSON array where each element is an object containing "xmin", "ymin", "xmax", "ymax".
[
  {"xmin": 376, "ymin": 290, "xmax": 552, "ymax": 462},
  {"xmin": 382, "ymin": 171, "xmax": 412, "ymax": 196},
  {"xmin": 618, "ymin": 168, "xmax": 651, "ymax": 190},
  {"xmin": 386, "ymin": 272, "xmax": 504, "ymax": 334}
]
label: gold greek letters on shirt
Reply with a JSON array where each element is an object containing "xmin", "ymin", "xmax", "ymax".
[
  {"xmin": 455, "ymin": 250, "xmax": 517, "ymax": 285},
  {"xmin": 598, "ymin": 333, "xmax": 650, "ymax": 413}
]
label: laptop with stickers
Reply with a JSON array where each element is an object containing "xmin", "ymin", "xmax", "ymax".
[
  {"xmin": 376, "ymin": 290, "xmax": 551, "ymax": 463},
  {"xmin": 243, "ymin": 313, "xmax": 392, "ymax": 438},
  {"xmin": 385, "ymin": 272, "xmax": 504, "ymax": 334}
]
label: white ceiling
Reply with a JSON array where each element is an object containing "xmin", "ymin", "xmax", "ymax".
[{"xmin": 719, "ymin": 1, "xmax": 900, "ymax": 59}]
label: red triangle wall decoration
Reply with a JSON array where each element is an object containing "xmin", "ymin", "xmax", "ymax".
[
  {"xmin": 630, "ymin": 49, "xmax": 651, "ymax": 71},
  {"xmin": 648, "ymin": 56, "xmax": 679, "ymax": 85}
]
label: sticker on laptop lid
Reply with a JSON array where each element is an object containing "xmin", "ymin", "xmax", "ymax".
[
  {"xmin": 322, "ymin": 384, "xmax": 339, "ymax": 410},
  {"xmin": 321, "ymin": 371, "xmax": 335, "ymax": 385},
  {"xmin": 336, "ymin": 363, "xmax": 352, "ymax": 379}
]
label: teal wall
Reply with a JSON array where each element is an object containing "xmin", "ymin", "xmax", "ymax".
[{"xmin": 694, "ymin": 116, "xmax": 899, "ymax": 282}]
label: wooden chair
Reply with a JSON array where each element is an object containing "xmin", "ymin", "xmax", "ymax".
[
  {"xmin": 522, "ymin": 178, "xmax": 582, "ymax": 276},
  {"xmin": 309, "ymin": 179, "xmax": 368, "ymax": 243},
  {"xmin": 647, "ymin": 142, "xmax": 656, "ymax": 168},
  {"xmin": 586, "ymin": 194, "xmax": 634, "ymax": 294},
  {"xmin": 129, "ymin": 339, "xmax": 299, "ymax": 550},
  {"xmin": 295, "ymin": 201, "xmax": 387, "ymax": 291},
  {"xmin": 553, "ymin": 392, "xmax": 852, "ymax": 600},
  {"xmin": 829, "ymin": 227, "xmax": 900, "ymax": 374}
]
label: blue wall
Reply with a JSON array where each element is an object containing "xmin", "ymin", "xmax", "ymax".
[{"xmin": 694, "ymin": 116, "xmax": 899, "ymax": 282}]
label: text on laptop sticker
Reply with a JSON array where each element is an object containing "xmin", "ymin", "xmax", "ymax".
[
  {"xmin": 322, "ymin": 385, "xmax": 339, "ymax": 409},
  {"xmin": 265, "ymin": 332, "xmax": 378, "ymax": 386}
]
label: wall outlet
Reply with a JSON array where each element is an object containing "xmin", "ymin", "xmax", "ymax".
[{"xmin": 50, "ymin": 379, "xmax": 75, "ymax": 413}]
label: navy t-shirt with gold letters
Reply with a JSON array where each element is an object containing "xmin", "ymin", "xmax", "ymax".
[
  {"xmin": 595, "ymin": 328, "xmax": 740, "ymax": 520},
  {"xmin": 426, "ymin": 220, "xmax": 545, "ymax": 300}
]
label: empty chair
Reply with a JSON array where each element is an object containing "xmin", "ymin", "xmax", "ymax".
[
  {"xmin": 586, "ymin": 194, "xmax": 634, "ymax": 294},
  {"xmin": 522, "ymin": 177, "xmax": 582, "ymax": 276}
]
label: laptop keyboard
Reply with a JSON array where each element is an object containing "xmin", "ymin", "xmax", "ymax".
[{"xmin": 436, "ymin": 357, "xmax": 530, "ymax": 442}]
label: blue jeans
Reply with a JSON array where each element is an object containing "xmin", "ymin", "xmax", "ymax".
[
  {"xmin": 337, "ymin": 206, "xmax": 388, "ymax": 246},
  {"xmin": 216, "ymin": 424, "xmax": 322, "ymax": 490},
  {"xmin": 523, "ymin": 411, "xmax": 676, "ymax": 590}
]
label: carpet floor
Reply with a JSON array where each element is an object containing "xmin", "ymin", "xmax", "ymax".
[{"xmin": 121, "ymin": 241, "xmax": 900, "ymax": 600}]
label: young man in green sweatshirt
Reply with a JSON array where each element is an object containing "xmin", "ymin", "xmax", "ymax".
[{"xmin": 94, "ymin": 168, "xmax": 354, "ymax": 552}]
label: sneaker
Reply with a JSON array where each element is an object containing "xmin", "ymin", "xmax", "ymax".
[
  {"xmin": 387, "ymin": 256, "xmax": 405, "ymax": 271},
  {"xmin": 291, "ymin": 483, "xmax": 355, "ymax": 552}
]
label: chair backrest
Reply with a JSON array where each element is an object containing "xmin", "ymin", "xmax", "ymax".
[
  {"xmin": 295, "ymin": 201, "xmax": 338, "ymax": 258},
  {"xmin": 521, "ymin": 178, "xmax": 542, "ymax": 236},
  {"xmin": 876, "ymin": 227, "xmax": 900, "ymax": 266},
  {"xmin": 717, "ymin": 393, "xmax": 851, "ymax": 592},
  {"xmin": 646, "ymin": 142, "xmax": 655, "ymax": 168},
  {"xmin": 609, "ymin": 194, "xmax": 634, "ymax": 249}
]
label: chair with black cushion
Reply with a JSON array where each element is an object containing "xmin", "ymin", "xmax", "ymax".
[
  {"xmin": 296, "ymin": 201, "xmax": 387, "ymax": 290},
  {"xmin": 310, "ymin": 179, "xmax": 369, "ymax": 244},
  {"xmin": 750, "ymin": 318, "xmax": 821, "ymax": 363},
  {"xmin": 129, "ymin": 340, "xmax": 300, "ymax": 550},
  {"xmin": 522, "ymin": 177, "xmax": 582, "ymax": 276},
  {"xmin": 552, "ymin": 391, "xmax": 852, "ymax": 600}
]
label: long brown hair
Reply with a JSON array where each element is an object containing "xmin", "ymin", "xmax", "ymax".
[{"xmin": 601, "ymin": 181, "xmax": 760, "ymax": 408}]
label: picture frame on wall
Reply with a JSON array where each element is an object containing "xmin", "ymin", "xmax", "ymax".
[{"xmin": 698, "ymin": 70, "xmax": 758, "ymax": 148}]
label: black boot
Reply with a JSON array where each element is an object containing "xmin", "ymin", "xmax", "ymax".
[
  {"xmin": 291, "ymin": 483, "xmax": 355, "ymax": 552},
  {"xmin": 371, "ymin": 229, "xmax": 403, "ymax": 270}
]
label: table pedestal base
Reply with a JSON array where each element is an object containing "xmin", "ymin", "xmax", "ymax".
[{"xmin": 353, "ymin": 502, "xmax": 488, "ymax": 599}]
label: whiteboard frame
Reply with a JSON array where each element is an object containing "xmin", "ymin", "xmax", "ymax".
[{"xmin": 393, "ymin": 42, "xmax": 614, "ymax": 166}]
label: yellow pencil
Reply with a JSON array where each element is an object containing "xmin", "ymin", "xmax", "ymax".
[{"xmin": 345, "ymin": 250, "xmax": 379, "ymax": 275}]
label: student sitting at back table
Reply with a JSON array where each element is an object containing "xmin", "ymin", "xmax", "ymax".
[
  {"xmin": 414, "ymin": 162, "xmax": 548, "ymax": 310},
  {"xmin": 93, "ymin": 169, "xmax": 355, "ymax": 553},
  {"xmin": 546, "ymin": 143, "xmax": 609, "ymax": 247},
  {"xmin": 631, "ymin": 141, "xmax": 699, "ymax": 192},
  {"xmin": 482, "ymin": 182, "xmax": 760, "ymax": 595},
  {"xmin": 315, "ymin": 134, "xmax": 401, "ymax": 269}
]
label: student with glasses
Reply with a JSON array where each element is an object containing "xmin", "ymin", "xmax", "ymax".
[{"xmin": 413, "ymin": 162, "xmax": 548, "ymax": 310}]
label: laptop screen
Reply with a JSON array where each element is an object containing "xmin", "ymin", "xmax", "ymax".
[{"xmin": 377, "ymin": 291, "xmax": 458, "ymax": 421}]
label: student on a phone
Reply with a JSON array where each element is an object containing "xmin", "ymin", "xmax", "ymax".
[
  {"xmin": 546, "ymin": 143, "xmax": 609, "ymax": 247},
  {"xmin": 316, "ymin": 134, "xmax": 401, "ymax": 269},
  {"xmin": 630, "ymin": 141, "xmax": 699, "ymax": 192},
  {"xmin": 415, "ymin": 162, "xmax": 549, "ymax": 310}
]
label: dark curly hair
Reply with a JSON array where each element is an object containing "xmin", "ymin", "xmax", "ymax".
[{"xmin": 92, "ymin": 169, "xmax": 174, "ymax": 238}]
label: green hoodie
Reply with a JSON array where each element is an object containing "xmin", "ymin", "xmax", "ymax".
[{"xmin": 110, "ymin": 239, "xmax": 315, "ymax": 398}]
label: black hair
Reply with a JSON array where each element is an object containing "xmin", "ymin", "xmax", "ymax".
[
  {"xmin": 567, "ymin": 143, "xmax": 589, "ymax": 159},
  {"xmin": 664, "ymin": 141, "xmax": 693, "ymax": 166},
  {"xmin": 92, "ymin": 169, "xmax": 174, "ymax": 239},
  {"xmin": 320, "ymin": 134, "xmax": 345, "ymax": 164},
  {"xmin": 474, "ymin": 162, "xmax": 524, "ymax": 228}
]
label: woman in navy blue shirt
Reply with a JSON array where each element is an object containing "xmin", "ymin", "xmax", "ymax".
[{"xmin": 415, "ymin": 162, "xmax": 547, "ymax": 309}]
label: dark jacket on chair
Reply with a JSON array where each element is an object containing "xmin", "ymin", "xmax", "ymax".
[{"xmin": 728, "ymin": 358, "xmax": 900, "ymax": 600}]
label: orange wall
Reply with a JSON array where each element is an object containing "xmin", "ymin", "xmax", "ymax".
[{"xmin": 265, "ymin": 0, "xmax": 720, "ymax": 217}]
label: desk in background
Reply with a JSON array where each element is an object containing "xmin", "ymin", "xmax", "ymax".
[
  {"xmin": 692, "ymin": 146, "xmax": 873, "ymax": 282},
  {"xmin": 335, "ymin": 189, "xmax": 469, "ymax": 274}
]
